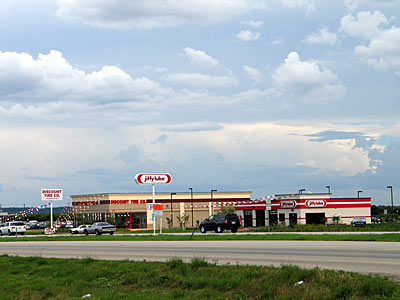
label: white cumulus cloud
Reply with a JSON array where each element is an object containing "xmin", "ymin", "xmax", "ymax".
[
  {"xmin": 236, "ymin": 30, "xmax": 261, "ymax": 41},
  {"xmin": 279, "ymin": 0, "xmax": 318, "ymax": 11},
  {"xmin": 303, "ymin": 27, "xmax": 338, "ymax": 45},
  {"xmin": 0, "ymin": 50, "xmax": 165, "ymax": 103},
  {"xmin": 56, "ymin": 0, "xmax": 265, "ymax": 29},
  {"xmin": 340, "ymin": 11, "xmax": 400, "ymax": 73},
  {"xmin": 184, "ymin": 47, "xmax": 219, "ymax": 68},
  {"xmin": 241, "ymin": 20, "xmax": 264, "ymax": 27},
  {"xmin": 272, "ymin": 52, "xmax": 346, "ymax": 102},
  {"xmin": 340, "ymin": 11, "xmax": 388, "ymax": 38}
]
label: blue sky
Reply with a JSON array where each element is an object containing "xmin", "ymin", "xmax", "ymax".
[{"xmin": 0, "ymin": 0, "xmax": 399, "ymax": 207}]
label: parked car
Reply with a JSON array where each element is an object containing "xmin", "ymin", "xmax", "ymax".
[
  {"xmin": 84, "ymin": 222, "xmax": 116, "ymax": 235},
  {"xmin": 351, "ymin": 217, "xmax": 366, "ymax": 227},
  {"xmin": 27, "ymin": 220, "xmax": 39, "ymax": 229},
  {"xmin": 65, "ymin": 221, "xmax": 73, "ymax": 228},
  {"xmin": 69, "ymin": 224, "xmax": 91, "ymax": 234},
  {"xmin": 200, "ymin": 213, "xmax": 240, "ymax": 233},
  {"xmin": 0, "ymin": 221, "xmax": 27, "ymax": 236}
]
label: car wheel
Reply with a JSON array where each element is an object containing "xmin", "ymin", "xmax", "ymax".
[
  {"xmin": 216, "ymin": 225, "xmax": 223, "ymax": 233},
  {"xmin": 0, "ymin": 231, "xmax": 2, "ymax": 236},
  {"xmin": 84, "ymin": 230, "xmax": 89, "ymax": 236},
  {"xmin": 110, "ymin": 231, "xmax": 114, "ymax": 235},
  {"xmin": 8, "ymin": 230, "xmax": 12, "ymax": 236},
  {"xmin": 231, "ymin": 227, "xmax": 238, "ymax": 233},
  {"xmin": 95, "ymin": 229, "xmax": 101, "ymax": 235},
  {"xmin": 200, "ymin": 226, "xmax": 207, "ymax": 234}
]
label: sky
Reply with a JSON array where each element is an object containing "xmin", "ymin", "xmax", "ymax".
[{"xmin": 0, "ymin": 0, "xmax": 399, "ymax": 207}]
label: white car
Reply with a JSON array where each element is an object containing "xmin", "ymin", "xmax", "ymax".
[
  {"xmin": 0, "ymin": 221, "xmax": 27, "ymax": 236},
  {"xmin": 69, "ymin": 224, "xmax": 91, "ymax": 234}
]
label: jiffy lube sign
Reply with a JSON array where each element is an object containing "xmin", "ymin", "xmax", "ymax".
[{"xmin": 135, "ymin": 173, "xmax": 172, "ymax": 185}]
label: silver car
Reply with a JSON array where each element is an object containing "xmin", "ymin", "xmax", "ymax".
[
  {"xmin": 84, "ymin": 222, "xmax": 116, "ymax": 235},
  {"xmin": 69, "ymin": 224, "xmax": 90, "ymax": 234}
]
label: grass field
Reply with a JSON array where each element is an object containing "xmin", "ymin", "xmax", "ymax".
[
  {"xmin": 0, "ymin": 255, "xmax": 399, "ymax": 300},
  {"xmin": 1, "ymin": 232, "xmax": 400, "ymax": 242}
]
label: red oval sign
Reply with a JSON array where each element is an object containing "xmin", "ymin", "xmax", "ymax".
[
  {"xmin": 280, "ymin": 200, "xmax": 297, "ymax": 209},
  {"xmin": 305, "ymin": 200, "xmax": 326, "ymax": 208},
  {"xmin": 135, "ymin": 173, "xmax": 172, "ymax": 185}
]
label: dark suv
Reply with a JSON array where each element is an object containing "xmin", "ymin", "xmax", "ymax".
[{"xmin": 199, "ymin": 213, "xmax": 240, "ymax": 233}]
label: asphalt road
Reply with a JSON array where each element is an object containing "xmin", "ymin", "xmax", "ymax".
[{"xmin": 0, "ymin": 240, "xmax": 399, "ymax": 279}]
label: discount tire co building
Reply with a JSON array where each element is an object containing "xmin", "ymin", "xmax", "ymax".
[
  {"xmin": 70, "ymin": 191, "xmax": 371, "ymax": 229},
  {"xmin": 71, "ymin": 191, "xmax": 251, "ymax": 229}
]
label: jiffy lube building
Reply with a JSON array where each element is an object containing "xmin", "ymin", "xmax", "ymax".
[{"xmin": 235, "ymin": 192, "xmax": 371, "ymax": 226}]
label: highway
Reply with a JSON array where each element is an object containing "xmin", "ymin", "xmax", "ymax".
[{"xmin": 0, "ymin": 240, "xmax": 399, "ymax": 279}]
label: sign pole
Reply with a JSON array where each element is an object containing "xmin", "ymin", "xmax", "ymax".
[
  {"xmin": 134, "ymin": 173, "xmax": 171, "ymax": 235},
  {"xmin": 50, "ymin": 200, "xmax": 53, "ymax": 229},
  {"xmin": 152, "ymin": 184, "xmax": 155, "ymax": 235}
]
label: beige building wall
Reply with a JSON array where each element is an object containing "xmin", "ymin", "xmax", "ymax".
[{"xmin": 71, "ymin": 191, "xmax": 251, "ymax": 229}]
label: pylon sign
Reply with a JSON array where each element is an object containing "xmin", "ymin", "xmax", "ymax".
[{"xmin": 135, "ymin": 173, "xmax": 172, "ymax": 185}]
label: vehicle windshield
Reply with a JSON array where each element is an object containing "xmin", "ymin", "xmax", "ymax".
[{"xmin": 11, "ymin": 222, "xmax": 25, "ymax": 226}]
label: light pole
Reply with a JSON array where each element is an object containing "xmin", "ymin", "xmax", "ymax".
[
  {"xmin": 387, "ymin": 186, "xmax": 394, "ymax": 212},
  {"xmin": 326, "ymin": 186, "xmax": 331, "ymax": 194},
  {"xmin": 189, "ymin": 188, "xmax": 193, "ymax": 228},
  {"xmin": 357, "ymin": 190, "xmax": 362, "ymax": 198},
  {"xmin": 211, "ymin": 189, "xmax": 217, "ymax": 215},
  {"xmin": 299, "ymin": 189, "xmax": 305, "ymax": 195},
  {"xmin": 170, "ymin": 192, "xmax": 176, "ymax": 228}
]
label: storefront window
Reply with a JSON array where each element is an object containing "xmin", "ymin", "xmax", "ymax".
[
  {"xmin": 115, "ymin": 212, "xmax": 147, "ymax": 229},
  {"xmin": 131, "ymin": 212, "xmax": 147, "ymax": 229}
]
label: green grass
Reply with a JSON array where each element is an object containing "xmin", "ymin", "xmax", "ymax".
[
  {"xmin": 1, "ymin": 232, "xmax": 400, "ymax": 242},
  {"xmin": 0, "ymin": 255, "xmax": 399, "ymax": 299},
  {"xmin": 251, "ymin": 223, "xmax": 400, "ymax": 232}
]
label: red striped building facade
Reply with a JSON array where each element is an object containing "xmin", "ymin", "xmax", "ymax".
[{"xmin": 235, "ymin": 193, "xmax": 371, "ymax": 226}]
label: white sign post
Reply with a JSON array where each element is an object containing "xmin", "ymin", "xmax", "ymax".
[
  {"xmin": 41, "ymin": 189, "xmax": 63, "ymax": 231},
  {"xmin": 135, "ymin": 174, "xmax": 171, "ymax": 234}
]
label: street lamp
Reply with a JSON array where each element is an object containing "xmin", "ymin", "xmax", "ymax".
[
  {"xmin": 189, "ymin": 187, "xmax": 194, "ymax": 228},
  {"xmin": 326, "ymin": 186, "xmax": 331, "ymax": 194},
  {"xmin": 211, "ymin": 189, "xmax": 217, "ymax": 214},
  {"xmin": 357, "ymin": 190, "xmax": 362, "ymax": 198},
  {"xmin": 299, "ymin": 189, "xmax": 305, "ymax": 195},
  {"xmin": 387, "ymin": 186, "xmax": 394, "ymax": 212},
  {"xmin": 170, "ymin": 192, "xmax": 176, "ymax": 228}
]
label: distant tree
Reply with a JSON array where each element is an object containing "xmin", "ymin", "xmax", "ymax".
[{"xmin": 219, "ymin": 206, "xmax": 236, "ymax": 214}]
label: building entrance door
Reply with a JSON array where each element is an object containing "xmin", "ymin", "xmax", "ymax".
[
  {"xmin": 256, "ymin": 210, "xmax": 265, "ymax": 227},
  {"xmin": 269, "ymin": 210, "xmax": 278, "ymax": 225},
  {"xmin": 289, "ymin": 213, "xmax": 297, "ymax": 225},
  {"xmin": 243, "ymin": 210, "xmax": 253, "ymax": 227}
]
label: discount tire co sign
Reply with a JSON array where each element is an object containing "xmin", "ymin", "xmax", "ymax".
[
  {"xmin": 41, "ymin": 189, "xmax": 63, "ymax": 201},
  {"xmin": 135, "ymin": 173, "xmax": 172, "ymax": 185}
]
